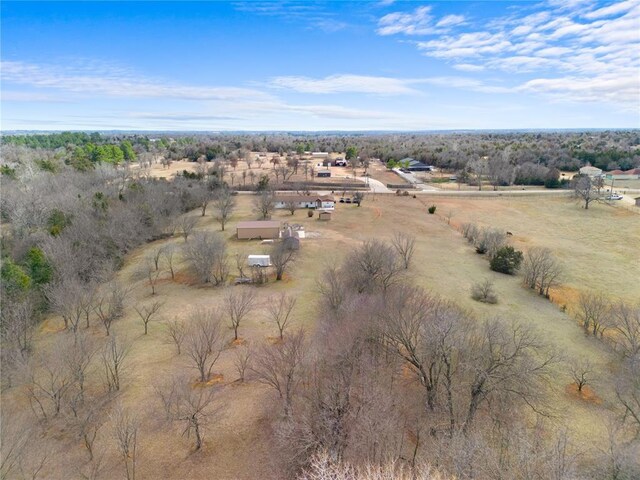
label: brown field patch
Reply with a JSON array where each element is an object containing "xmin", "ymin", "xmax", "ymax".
[
  {"xmin": 39, "ymin": 318, "xmax": 65, "ymax": 333},
  {"xmin": 565, "ymin": 383, "xmax": 602, "ymax": 405},
  {"xmin": 172, "ymin": 271, "xmax": 199, "ymax": 286},
  {"xmin": 193, "ymin": 374, "xmax": 225, "ymax": 388}
]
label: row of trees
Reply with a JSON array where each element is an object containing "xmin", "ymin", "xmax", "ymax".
[{"xmin": 3, "ymin": 130, "xmax": 638, "ymax": 179}]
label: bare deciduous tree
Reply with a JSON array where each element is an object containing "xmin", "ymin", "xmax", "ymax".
[
  {"xmin": 253, "ymin": 190, "xmax": 275, "ymax": 220},
  {"xmin": 487, "ymin": 155, "xmax": 514, "ymax": 190},
  {"xmin": 193, "ymin": 183, "xmax": 213, "ymax": 217},
  {"xmin": 284, "ymin": 199, "xmax": 299, "ymax": 215},
  {"xmin": 135, "ymin": 256, "xmax": 162, "ymax": 296},
  {"xmin": 44, "ymin": 277, "xmax": 85, "ymax": 332},
  {"xmin": 615, "ymin": 356, "xmax": 640, "ymax": 438},
  {"xmin": 164, "ymin": 318, "xmax": 186, "ymax": 355},
  {"xmin": 162, "ymin": 244, "xmax": 177, "ymax": 280},
  {"xmin": 156, "ymin": 375, "xmax": 220, "ymax": 450},
  {"xmin": 65, "ymin": 332, "xmax": 95, "ymax": 408},
  {"xmin": 265, "ymin": 293, "xmax": 297, "ymax": 340},
  {"xmin": 342, "ymin": 240, "xmax": 402, "ymax": 293},
  {"xmin": 1, "ymin": 296, "xmax": 37, "ymax": 386},
  {"xmin": 151, "ymin": 245, "xmax": 164, "ymax": 271},
  {"xmin": 234, "ymin": 251, "xmax": 248, "ymax": 280},
  {"xmin": 576, "ymin": 292, "xmax": 611, "ymax": 337},
  {"xmin": 462, "ymin": 320, "xmax": 556, "ymax": 434},
  {"xmin": 102, "ymin": 335, "xmax": 130, "ymax": 392},
  {"xmin": 26, "ymin": 346, "xmax": 72, "ymax": 419},
  {"xmin": 471, "ymin": 278, "xmax": 498, "ymax": 304},
  {"xmin": 522, "ymin": 247, "xmax": 563, "ymax": 298},
  {"xmin": 317, "ymin": 266, "xmax": 345, "ymax": 314},
  {"xmin": 212, "ymin": 188, "xmax": 236, "ymax": 231},
  {"xmin": 73, "ymin": 398, "xmax": 107, "ymax": 461},
  {"xmin": 251, "ymin": 329, "xmax": 306, "ymax": 416},
  {"xmin": 94, "ymin": 282, "xmax": 129, "ymax": 336},
  {"xmin": 178, "ymin": 215, "xmax": 198, "ymax": 242},
  {"xmin": 611, "ymin": 302, "xmax": 640, "ymax": 358},
  {"xmin": 111, "ymin": 405, "xmax": 138, "ymax": 480},
  {"xmin": 184, "ymin": 308, "xmax": 226, "ymax": 382},
  {"xmin": 391, "ymin": 231, "xmax": 416, "ymax": 269},
  {"xmin": 572, "ymin": 175, "xmax": 600, "ymax": 210},
  {"xmin": 272, "ymin": 241, "xmax": 296, "ymax": 281},
  {"xmin": 182, "ymin": 231, "xmax": 228, "ymax": 285},
  {"xmin": 134, "ymin": 300, "xmax": 164, "ymax": 335},
  {"xmin": 223, "ymin": 289, "xmax": 256, "ymax": 341},
  {"xmin": 233, "ymin": 346, "xmax": 252, "ymax": 383},
  {"xmin": 568, "ymin": 358, "xmax": 593, "ymax": 393},
  {"xmin": 468, "ymin": 156, "xmax": 488, "ymax": 191}
]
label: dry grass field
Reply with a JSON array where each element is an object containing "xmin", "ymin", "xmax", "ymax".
[
  {"xmin": 7, "ymin": 193, "xmax": 639, "ymax": 479},
  {"xmin": 142, "ymin": 154, "xmax": 408, "ymax": 189}
]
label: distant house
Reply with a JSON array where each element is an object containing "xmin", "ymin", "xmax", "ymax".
[
  {"xmin": 579, "ymin": 165, "xmax": 604, "ymax": 177},
  {"xmin": 236, "ymin": 220, "xmax": 281, "ymax": 240},
  {"xmin": 311, "ymin": 152, "xmax": 329, "ymax": 158},
  {"xmin": 400, "ymin": 157, "xmax": 432, "ymax": 172},
  {"xmin": 635, "ymin": 197, "xmax": 640, "ymax": 208},
  {"xmin": 274, "ymin": 195, "xmax": 335, "ymax": 210},
  {"xmin": 317, "ymin": 171, "xmax": 331, "ymax": 178},
  {"xmin": 606, "ymin": 168, "xmax": 640, "ymax": 180}
]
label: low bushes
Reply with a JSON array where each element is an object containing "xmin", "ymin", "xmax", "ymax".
[
  {"xmin": 462, "ymin": 223, "xmax": 505, "ymax": 257},
  {"xmin": 471, "ymin": 279, "xmax": 498, "ymax": 304}
]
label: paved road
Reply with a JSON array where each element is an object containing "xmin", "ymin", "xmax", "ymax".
[{"xmin": 354, "ymin": 176, "xmax": 392, "ymax": 193}]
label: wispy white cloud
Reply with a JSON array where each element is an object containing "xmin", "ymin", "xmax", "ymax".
[
  {"xmin": 582, "ymin": 0, "xmax": 637, "ymax": 18},
  {"xmin": 232, "ymin": 1, "xmax": 349, "ymax": 32},
  {"xmin": 1, "ymin": 58, "xmax": 425, "ymax": 128},
  {"xmin": 0, "ymin": 60, "xmax": 271, "ymax": 101},
  {"xmin": 401, "ymin": 0, "xmax": 640, "ymax": 108},
  {"xmin": 269, "ymin": 73, "xmax": 514, "ymax": 97},
  {"xmin": 436, "ymin": 14, "xmax": 466, "ymax": 28},
  {"xmin": 1, "ymin": 91, "xmax": 74, "ymax": 103},
  {"xmin": 417, "ymin": 32, "xmax": 513, "ymax": 58},
  {"xmin": 452, "ymin": 63, "xmax": 485, "ymax": 72},
  {"xmin": 269, "ymin": 74, "xmax": 421, "ymax": 95},
  {"xmin": 377, "ymin": 6, "xmax": 433, "ymax": 35}
]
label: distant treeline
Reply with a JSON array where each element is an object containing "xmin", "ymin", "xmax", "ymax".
[{"xmin": 2, "ymin": 130, "xmax": 639, "ymax": 172}]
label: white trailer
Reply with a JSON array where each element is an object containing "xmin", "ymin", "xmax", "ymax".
[{"xmin": 248, "ymin": 255, "xmax": 271, "ymax": 267}]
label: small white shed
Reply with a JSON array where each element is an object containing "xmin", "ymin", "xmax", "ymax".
[{"xmin": 248, "ymin": 255, "xmax": 271, "ymax": 267}]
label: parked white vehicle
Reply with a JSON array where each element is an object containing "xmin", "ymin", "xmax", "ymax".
[{"xmin": 248, "ymin": 255, "xmax": 271, "ymax": 267}]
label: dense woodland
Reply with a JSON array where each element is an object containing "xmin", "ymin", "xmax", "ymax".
[
  {"xmin": 3, "ymin": 130, "xmax": 640, "ymax": 172},
  {"xmin": 1, "ymin": 132, "xmax": 639, "ymax": 479}
]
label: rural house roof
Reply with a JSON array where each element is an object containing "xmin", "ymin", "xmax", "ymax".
[
  {"xmin": 274, "ymin": 195, "xmax": 334, "ymax": 203},
  {"xmin": 237, "ymin": 221, "xmax": 281, "ymax": 229}
]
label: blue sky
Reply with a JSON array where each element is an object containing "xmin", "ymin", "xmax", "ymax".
[{"xmin": 1, "ymin": 0, "xmax": 639, "ymax": 131}]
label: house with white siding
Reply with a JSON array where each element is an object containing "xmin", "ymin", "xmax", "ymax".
[{"xmin": 274, "ymin": 195, "xmax": 335, "ymax": 210}]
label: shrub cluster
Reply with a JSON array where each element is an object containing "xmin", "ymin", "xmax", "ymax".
[{"xmin": 490, "ymin": 246, "xmax": 524, "ymax": 275}]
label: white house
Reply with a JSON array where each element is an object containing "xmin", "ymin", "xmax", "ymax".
[
  {"xmin": 311, "ymin": 152, "xmax": 329, "ymax": 158},
  {"xmin": 579, "ymin": 165, "xmax": 603, "ymax": 177},
  {"xmin": 274, "ymin": 195, "xmax": 335, "ymax": 210}
]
